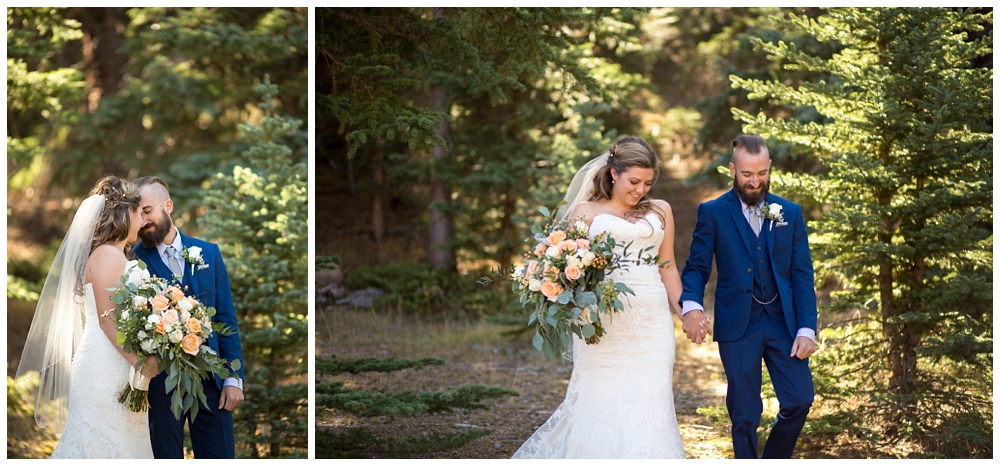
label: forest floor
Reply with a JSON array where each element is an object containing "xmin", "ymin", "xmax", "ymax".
[{"xmin": 315, "ymin": 306, "xmax": 861, "ymax": 459}]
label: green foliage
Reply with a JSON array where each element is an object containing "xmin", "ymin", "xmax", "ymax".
[
  {"xmin": 734, "ymin": 7, "xmax": 993, "ymax": 457},
  {"xmin": 6, "ymin": 374, "xmax": 57, "ymax": 458},
  {"xmin": 318, "ymin": 427, "xmax": 491, "ymax": 459},
  {"xmin": 199, "ymin": 77, "xmax": 308, "ymax": 458},
  {"xmin": 7, "ymin": 7, "xmax": 306, "ymax": 223},
  {"xmin": 343, "ymin": 261, "xmax": 513, "ymax": 317},
  {"xmin": 316, "ymin": 354, "xmax": 519, "ymax": 458}
]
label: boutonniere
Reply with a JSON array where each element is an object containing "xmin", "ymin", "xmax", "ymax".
[
  {"xmin": 180, "ymin": 246, "xmax": 207, "ymax": 274},
  {"xmin": 761, "ymin": 203, "xmax": 786, "ymax": 231}
]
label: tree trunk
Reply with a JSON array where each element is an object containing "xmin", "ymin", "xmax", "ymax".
[
  {"xmin": 372, "ymin": 138, "xmax": 385, "ymax": 244},
  {"xmin": 72, "ymin": 7, "xmax": 128, "ymax": 112},
  {"xmin": 427, "ymin": 9, "xmax": 455, "ymax": 271}
]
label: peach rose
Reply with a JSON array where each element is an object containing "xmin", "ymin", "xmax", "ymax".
[
  {"xmin": 155, "ymin": 319, "xmax": 167, "ymax": 335},
  {"xmin": 576, "ymin": 239, "xmax": 590, "ymax": 250},
  {"xmin": 181, "ymin": 333, "xmax": 201, "ymax": 356},
  {"xmin": 525, "ymin": 260, "xmax": 538, "ymax": 278},
  {"xmin": 165, "ymin": 285, "xmax": 185, "ymax": 302},
  {"xmin": 540, "ymin": 280, "xmax": 563, "ymax": 302},
  {"xmin": 162, "ymin": 309, "xmax": 180, "ymax": 326},
  {"xmin": 557, "ymin": 240, "xmax": 578, "ymax": 253},
  {"xmin": 149, "ymin": 295, "xmax": 171, "ymax": 312},
  {"xmin": 564, "ymin": 264, "xmax": 583, "ymax": 281},
  {"xmin": 544, "ymin": 266, "xmax": 560, "ymax": 280},
  {"xmin": 534, "ymin": 243, "xmax": 547, "ymax": 258},
  {"xmin": 184, "ymin": 318, "xmax": 202, "ymax": 334},
  {"xmin": 547, "ymin": 230, "xmax": 567, "ymax": 245}
]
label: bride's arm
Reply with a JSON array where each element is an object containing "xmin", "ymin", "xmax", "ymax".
[
  {"xmin": 86, "ymin": 246, "xmax": 159, "ymax": 377},
  {"xmin": 654, "ymin": 201, "xmax": 684, "ymax": 318}
]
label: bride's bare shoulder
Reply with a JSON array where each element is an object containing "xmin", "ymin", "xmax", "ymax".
[
  {"xmin": 569, "ymin": 201, "xmax": 603, "ymax": 224},
  {"xmin": 86, "ymin": 244, "xmax": 127, "ymax": 283}
]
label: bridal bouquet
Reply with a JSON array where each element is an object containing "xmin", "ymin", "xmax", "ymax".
[
  {"xmin": 481, "ymin": 206, "xmax": 661, "ymax": 359},
  {"xmin": 108, "ymin": 260, "xmax": 241, "ymax": 421}
]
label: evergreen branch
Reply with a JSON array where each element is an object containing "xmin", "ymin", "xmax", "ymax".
[{"xmin": 316, "ymin": 356, "xmax": 445, "ymax": 376}]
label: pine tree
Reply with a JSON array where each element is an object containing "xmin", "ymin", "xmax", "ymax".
[
  {"xmin": 732, "ymin": 7, "xmax": 992, "ymax": 456},
  {"xmin": 200, "ymin": 75, "xmax": 309, "ymax": 458}
]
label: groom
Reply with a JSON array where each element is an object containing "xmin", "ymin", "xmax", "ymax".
[
  {"xmin": 133, "ymin": 176, "xmax": 245, "ymax": 458},
  {"xmin": 679, "ymin": 135, "xmax": 817, "ymax": 459}
]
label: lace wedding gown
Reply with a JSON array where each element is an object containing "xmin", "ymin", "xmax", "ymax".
[
  {"xmin": 51, "ymin": 270, "xmax": 153, "ymax": 458},
  {"xmin": 513, "ymin": 213, "xmax": 686, "ymax": 458}
]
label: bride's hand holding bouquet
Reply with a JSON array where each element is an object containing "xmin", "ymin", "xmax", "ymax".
[
  {"xmin": 482, "ymin": 205, "xmax": 662, "ymax": 359},
  {"xmin": 107, "ymin": 260, "xmax": 242, "ymax": 421}
]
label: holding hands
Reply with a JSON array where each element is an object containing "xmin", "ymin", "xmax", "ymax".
[{"xmin": 681, "ymin": 310, "xmax": 712, "ymax": 344}]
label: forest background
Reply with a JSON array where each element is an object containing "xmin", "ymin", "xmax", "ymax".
[
  {"xmin": 315, "ymin": 7, "xmax": 992, "ymax": 459},
  {"xmin": 6, "ymin": 7, "xmax": 309, "ymax": 458}
]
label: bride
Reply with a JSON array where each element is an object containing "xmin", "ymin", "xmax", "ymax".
[
  {"xmin": 15, "ymin": 176, "xmax": 159, "ymax": 458},
  {"xmin": 513, "ymin": 136, "xmax": 690, "ymax": 458}
]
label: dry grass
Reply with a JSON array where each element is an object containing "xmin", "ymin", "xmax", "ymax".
[{"xmin": 316, "ymin": 305, "xmax": 738, "ymax": 459}]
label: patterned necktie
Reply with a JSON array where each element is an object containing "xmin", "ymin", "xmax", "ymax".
[
  {"xmin": 166, "ymin": 245, "xmax": 183, "ymax": 277},
  {"xmin": 750, "ymin": 208, "xmax": 761, "ymax": 237}
]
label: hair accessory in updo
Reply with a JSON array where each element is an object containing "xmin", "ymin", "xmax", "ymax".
[{"xmin": 609, "ymin": 142, "xmax": 618, "ymax": 159}]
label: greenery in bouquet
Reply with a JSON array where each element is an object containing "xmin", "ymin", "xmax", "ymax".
[
  {"xmin": 108, "ymin": 260, "xmax": 242, "ymax": 421},
  {"xmin": 482, "ymin": 205, "xmax": 664, "ymax": 359}
]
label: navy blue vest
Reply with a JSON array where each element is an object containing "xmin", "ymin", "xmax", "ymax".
[{"xmin": 744, "ymin": 213, "xmax": 784, "ymax": 323}]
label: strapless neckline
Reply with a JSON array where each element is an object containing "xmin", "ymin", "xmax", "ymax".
[{"xmin": 592, "ymin": 212, "xmax": 662, "ymax": 228}]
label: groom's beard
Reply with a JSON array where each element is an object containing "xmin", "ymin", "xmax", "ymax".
[
  {"xmin": 734, "ymin": 176, "xmax": 769, "ymax": 206},
  {"xmin": 138, "ymin": 209, "xmax": 173, "ymax": 246}
]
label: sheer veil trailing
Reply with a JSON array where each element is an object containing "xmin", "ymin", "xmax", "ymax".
[
  {"xmin": 14, "ymin": 194, "xmax": 105, "ymax": 434},
  {"xmin": 555, "ymin": 152, "xmax": 609, "ymax": 222}
]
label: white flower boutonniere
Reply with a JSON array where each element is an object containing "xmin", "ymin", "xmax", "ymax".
[
  {"xmin": 181, "ymin": 246, "xmax": 207, "ymax": 275},
  {"xmin": 762, "ymin": 203, "xmax": 786, "ymax": 231}
]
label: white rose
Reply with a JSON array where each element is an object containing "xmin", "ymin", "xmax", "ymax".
[
  {"xmin": 545, "ymin": 245, "xmax": 561, "ymax": 258},
  {"xmin": 169, "ymin": 329, "xmax": 184, "ymax": 343},
  {"xmin": 180, "ymin": 310, "xmax": 191, "ymax": 322},
  {"xmin": 124, "ymin": 260, "xmax": 144, "ymax": 288},
  {"xmin": 121, "ymin": 310, "xmax": 130, "ymax": 320},
  {"xmin": 177, "ymin": 299, "xmax": 194, "ymax": 313},
  {"xmin": 187, "ymin": 246, "xmax": 203, "ymax": 261},
  {"xmin": 132, "ymin": 296, "xmax": 146, "ymax": 308},
  {"xmin": 565, "ymin": 256, "xmax": 582, "ymax": 269},
  {"xmin": 528, "ymin": 279, "xmax": 542, "ymax": 292},
  {"xmin": 147, "ymin": 314, "xmax": 161, "ymax": 324},
  {"xmin": 140, "ymin": 339, "xmax": 157, "ymax": 353},
  {"xmin": 138, "ymin": 330, "xmax": 147, "ymax": 339},
  {"xmin": 768, "ymin": 203, "xmax": 782, "ymax": 216},
  {"xmin": 581, "ymin": 251, "xmax": 596, "ymax": 267}
]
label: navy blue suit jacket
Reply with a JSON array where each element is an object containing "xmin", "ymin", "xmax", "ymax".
[
  {"xmin": 133, "ymin": 231, "xmax": 245, "ymax": 391},
  {"xmin": 679, "ymin": 189, "xmax": 817, "ymax": 342}
]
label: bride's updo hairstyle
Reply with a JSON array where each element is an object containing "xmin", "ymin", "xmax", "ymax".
[
  {"xmin": 88, "ymin": 175, "xmax": 141, "ymax": 254},
  {"xmin": 589, "ymin": 135, "xmax": 665, "ymax": 224}
]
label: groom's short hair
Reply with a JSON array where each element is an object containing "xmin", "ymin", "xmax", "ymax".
[
  {"xmin": 732, "ymin": 134, "xmax": 767, "ymax": 156},
  {"xmin": 134, "ymin": 176, "xmax": 170, "ymax": 194}
]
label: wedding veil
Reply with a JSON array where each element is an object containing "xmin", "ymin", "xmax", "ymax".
[
  {"xmin": 554, "ymin": 152, "xmax": 609, "ymax": 222},
  {"xmin": 14, "ymin": 194, "xmax": 105, "ymax": 433}
]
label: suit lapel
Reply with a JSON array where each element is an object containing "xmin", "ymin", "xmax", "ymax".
[
  {"xmin": 726, "ymin": 190, "xmax": 753, "ymax": 256},
  {"xmin": 765, "ymin": 194, "xmax": 776, "ymax": 255},
  {"xmin": 179, "ymin": 232, "xmax": 201, "ymax": 298}
]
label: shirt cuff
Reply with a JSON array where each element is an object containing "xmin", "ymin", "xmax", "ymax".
[
  {"xmin": 681, "ymin": 301, "xmax": 704, "ymax": 316},
  {"xmin": 796, "ymin": 328, "xmax": 816, "ymax": 341},
  {"xmin": 224, "ymin": 377, "xmax": 243, "ymax": 391}
]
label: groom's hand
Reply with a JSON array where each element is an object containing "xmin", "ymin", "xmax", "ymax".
[
  {"xmin": 681, "ymin": 310, "xmax": 712, "ymax": 344},
  {"xmin": 790, "ymin": 336, "xmax": 817, "ymax": 359},
  {"xmin": 219, "ymin": 386, "xmax": 244, "ymax": 411}
]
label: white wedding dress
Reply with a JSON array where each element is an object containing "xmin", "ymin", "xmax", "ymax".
[
  {"xmin": 513, "ymin": 213, "xmax": 686, "ymax": 458},
  {"xmin": 51, "ymin": 267, "xmax": 153, "ymax": 458}
]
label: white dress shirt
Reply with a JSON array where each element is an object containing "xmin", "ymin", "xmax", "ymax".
[
  {"xmin": 681, "ymin": 200, "xmax": 816, "ymax": 342},
  {"xmin": 157, "ymin": 227, "xmax": 243, "ymax": 390}
]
